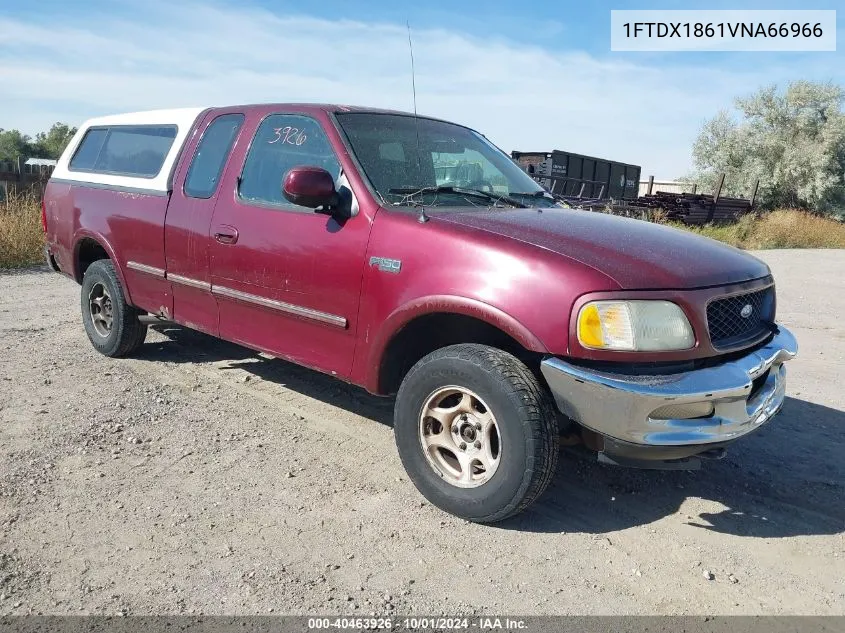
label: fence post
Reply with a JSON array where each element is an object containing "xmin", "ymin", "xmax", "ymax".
[
  {"xmin": 691, "ymin": 183, "xmax": 697, "ymax": 194},
  {"xmin": 713, "ymin": 173, "xmax": 725, "ymax": 203},
  {"xmin": 750, "ymin": 179, "xmax": 759, "ymax": 208},
  {"xmin": 646, "ymin": 175, "xmax": 654, "ymax": 196}
]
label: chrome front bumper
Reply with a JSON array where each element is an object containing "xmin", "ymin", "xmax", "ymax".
[{"xmin": 540, "ymin": 326, "xmax": 798, "ymax": 453}]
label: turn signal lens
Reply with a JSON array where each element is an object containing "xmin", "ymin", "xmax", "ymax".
[
  {"xmin": 577, "ymin": 303, "xmax": 604, "ymax": 348},
  {"xmin": 577, "ymin": 300, "xmax": 694, "ymax": 351}
]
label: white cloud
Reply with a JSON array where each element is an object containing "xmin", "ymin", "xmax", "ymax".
[{"xmin": 0, "ymin": 1, "xmax": 837, "ymax": 178}]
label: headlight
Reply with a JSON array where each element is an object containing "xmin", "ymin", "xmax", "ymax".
[{"xmin": 577, "ymin": 300, "xmax": 695, "ymax": 351}]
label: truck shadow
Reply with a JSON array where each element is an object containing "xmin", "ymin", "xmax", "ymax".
[
  {"xmin": 508, "ymin": 396, "xmax": 845, "ymax": 538},
  {"xmin": 140, "ymin": 325, "xmax": 844, "ymax": 539},
  {"xmin": 141, "ymin": 324, "xmax": 395, "ymax": 426}
]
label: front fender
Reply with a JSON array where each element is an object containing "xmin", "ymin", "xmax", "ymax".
[{"xmin": 361, "ymin": 294, "xmax": 548, "ymax": 393}]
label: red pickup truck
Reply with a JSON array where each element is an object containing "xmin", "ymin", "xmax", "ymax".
[{"xmin": 43, "ymin": 103, "xmax": 797, "ymax": 523}]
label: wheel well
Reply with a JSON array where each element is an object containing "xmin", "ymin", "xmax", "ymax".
[
  {"xmin": 378, "ymin": 313, "xmax": 541, "ymax": 395},
  {"xmin": 75, "ymin": 238, "xmax": 110, "ymax": 283}
]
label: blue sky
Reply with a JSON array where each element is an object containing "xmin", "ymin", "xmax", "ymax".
[{"xmin": 1, "ymin": 0, "xmax": 842, "ymax": 178}]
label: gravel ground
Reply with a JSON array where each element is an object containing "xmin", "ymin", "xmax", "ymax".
[{"xmin": 0, "ymin": 249, "xmax": 843, "ymax": 616}]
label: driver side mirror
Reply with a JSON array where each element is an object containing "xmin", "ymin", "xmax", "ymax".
[{"xmin": 282, "ymin": 166, "xmax": 338, "ymax": 211}]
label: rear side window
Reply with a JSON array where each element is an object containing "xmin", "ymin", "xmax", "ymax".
[
  {"xmin": 184, "ymin": 114, "xmax": 244, "ymax": 199},
  {"xmin": 68, "ymin": 128, "xmax": 108, "ymax": 171},
  {"xmin": 69, "ymin": 125, "xmax": 178, "ymax": 178}
]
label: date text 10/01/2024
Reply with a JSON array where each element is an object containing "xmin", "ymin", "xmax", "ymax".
[{"xmin": 307, "ymin": 617, "xmax": 528, "ymax": 630}]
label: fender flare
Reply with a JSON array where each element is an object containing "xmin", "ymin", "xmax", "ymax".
[
  {"xmin": 72, "ymin": 229, "xmax": 133, "ymax": 305},
  {"xmin": 363, "ymin": 294, "xmax": 548, "ymax": 393}
]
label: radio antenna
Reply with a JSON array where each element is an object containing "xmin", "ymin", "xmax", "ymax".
[
  {"xmin": 407, "ymin": 21, "xmax": 419, "ymax": 120},
  {"xmin": 406, "ymin": 21, "xmax": 428, "ymax": 223}
]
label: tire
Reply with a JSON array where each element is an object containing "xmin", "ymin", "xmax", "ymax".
[
  {"xmin": 80, "ymin": 259, "xmax": 147, "ymax": 357},
  {"xmin": 394, "ymin": 344, "xmax": 559, "ymax": 523}
]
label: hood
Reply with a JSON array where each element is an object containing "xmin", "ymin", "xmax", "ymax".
[{"xmin": 433, "ymin": 207, "xmax": 770, "ymax": 289}]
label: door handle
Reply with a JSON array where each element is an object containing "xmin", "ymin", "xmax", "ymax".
[{"xmin": 213, "ymin": 225, "xmax": 239, "ymax": 245}]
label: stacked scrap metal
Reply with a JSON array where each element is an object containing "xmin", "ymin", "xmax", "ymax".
[{"xmin": 627, "ymin": 191, "xmax": 753, "ymax": 225}]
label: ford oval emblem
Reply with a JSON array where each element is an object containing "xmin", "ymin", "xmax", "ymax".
[{"xmin": 740, "ymin": 304, "xmax": 753, "ymax": 318}]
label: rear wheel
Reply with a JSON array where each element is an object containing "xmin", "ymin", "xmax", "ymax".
[
  {"xmin": 394, "ymin": 344, "xmax": 559, "ymax": 523},
  {"xmin": 81, "ymin": 260, "xmax": 147, "ymax": 357}
]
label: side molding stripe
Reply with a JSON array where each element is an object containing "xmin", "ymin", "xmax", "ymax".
[
  {"xmin": 126, "ymin": 261, "xmax": 166, "ymax": 278},
  {"xmin": 168, "ymin": 273, "xmax": 212, "ymax": 291},
  {"xmin": 212, "ymin": 285, "xmax": 347, "ymax": 329},
  {"xmin": 124, "ymin": 264, "xmax": 346, "ymax": 329}
]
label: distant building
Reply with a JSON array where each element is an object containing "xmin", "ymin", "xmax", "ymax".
[
  {"xmin": 24, "ymin": 158, "xmax": 58, "ymax": 175},
  {"xmin": 24, "ymin": 158, "xmax": 58, "ymax": 167},
  {"xmin": 1, "ymin": 157, "xmax": 57, "ymax": 175},
  {"xmin": 0, "ymin": 157, "xmax": 56, "ymax": 200}
]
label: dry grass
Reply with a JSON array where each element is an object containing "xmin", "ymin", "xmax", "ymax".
[
  {"xmin": 0, "ymin": 191, "xmax": 44, "ymax": 269},
  {"xmin": 669, "ymin": 209, "xmax": 845, "ymax": 249}
]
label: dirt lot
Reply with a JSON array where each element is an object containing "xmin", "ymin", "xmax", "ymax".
[{"xmin": 0, "ymin": 249, "xmax": 843, "ymax": 616}]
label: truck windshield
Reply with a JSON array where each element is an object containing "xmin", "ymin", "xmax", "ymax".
[{"xmin": 335, "ymin": 113, "xmax": 558, "ymax": 209}]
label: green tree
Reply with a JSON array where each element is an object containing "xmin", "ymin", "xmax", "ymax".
[
  {"xmin": 0, "ymin": 123, "xmax": 78, "ymax": 163},
  {"xmin": 692, "ymin": 81, "xmax": 845, "ymax": 213},
  {"xmin": 0, "ymin": 129, "xmax": 34, "ymax": 163},
  {"xmin": 33, "ymin": 122, "xmax": 78, "ymax": 159}
]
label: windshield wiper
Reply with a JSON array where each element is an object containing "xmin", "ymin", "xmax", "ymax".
[
  {"xmin": 509, "ymin": 190, "xmax": 551, "ymax": 198},
  {"xmin": 509, "ymin": 190, "xmax": 559, "ymax": 202},
  {"xmin": 387, "ymin": 186, "xmax": 527, "ymax": 208},
  {"xmin": 509, "ymin": 190, "xmax": 567, "ymax": 206}
]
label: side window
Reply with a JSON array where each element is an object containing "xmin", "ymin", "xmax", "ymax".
[
  {"xmin": 69, "ymin": 125, "xmax": 177, "ymax": 178},
  {"xmin": 238, "ymin": 115, "xmax": 340, "ymax": 209},
  {"xmin": 184, "ymin": 114, "xmax": 244, "ymax": 199},
  {"xmin": 69, "ymin": 128, "xmax": 108, "ymax": 171}
]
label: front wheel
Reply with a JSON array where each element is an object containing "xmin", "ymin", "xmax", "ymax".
[{"xmin": 394, "ymin": 344, "xmax": 559, "ymax": 523}]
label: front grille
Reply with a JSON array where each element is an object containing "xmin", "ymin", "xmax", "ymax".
[{"xmin": 707, "ymin": 286, "xmax": 775, "ymax": 350}]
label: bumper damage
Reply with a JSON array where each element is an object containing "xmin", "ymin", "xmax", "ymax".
[{"xmin": 540, "ymin": 326, "xmax": 798, "ymax": 464}]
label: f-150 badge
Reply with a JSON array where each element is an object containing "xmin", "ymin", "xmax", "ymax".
[{"xmin": 369, "ymin": 256, "xmax": 402, "ymax": 274}]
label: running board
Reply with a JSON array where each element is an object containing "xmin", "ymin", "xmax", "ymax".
[{"xmin": 139, "ymin": 315, "xmax": 172, "ymax": 324}]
